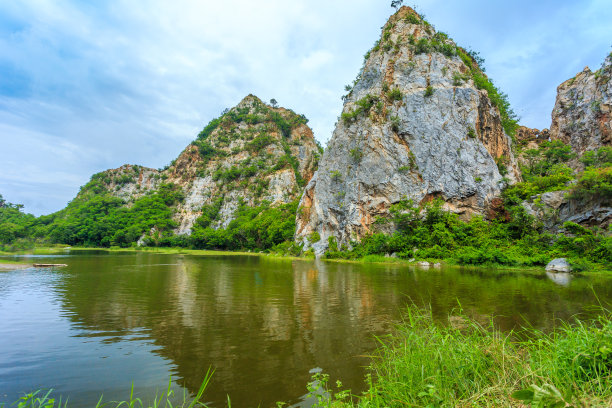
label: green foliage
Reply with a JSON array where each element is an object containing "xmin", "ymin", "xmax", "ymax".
[
  {"xmin": 326, "ymin": 197, "xmax": 610, "ymax": 269},
  {"xmin": 4, "ymin": 370, "xmax": 214, "ymax": 408},
  {"xmin": 467, "ymin": 127, "xmax": 476, "ymax": 138},
  {"xmin": 404, "ymin": 13, "xmax": 421, "ymax": 25},
  {"xmin": 247, "ymin": 134, "xmax": 274, "ymax": 152},
  {"xmin": 330, "ymin": 170, "xmax": 343, "ymax": 183},
  {"xmin": 30, "ymin": 183, "xmax": 185, "ymax": 248},
  {"xmin": 496, "ymin": 156, "xmax": 508, "ymax": 176},
  {"xmin": 452, "ymin": 72, "xmax": 470, "ymax": 86},
  {"xmin": 341, "ymin": 95, "xmax": 380, "ymax": 124},
  {"xmin": 414, "ymin": 37, "xmax": 456, "ymax": 57},
  {"xmin": 311, "ymin": 306, "xmax": 612, "ymax": 407},
  {"xmin": 349, "ymin": 148, "xmax": 363, "ymax": 163},
  {"xmin": 190, "ymin": 200, "xmax": 298, "ymax": 251},
  {"xmin": 389, "ymin": 115, "xmax": 400, "ymax": 132},
  {"xmin": 386, "ymin": 88, "xmax": 403, "ymax": 102},
  {"xmin": 424, "ymin": 86, "xmax": 434, "ymax": 97},
  {"xmin": 192, "ymin": 139, "xmax": 221, "ymax": 163},
  {"xmin": 308, "ymin": 231, "xmax": 321, "ymax": 243},
  {"xmin": 581, "ymin": 146, "xmax": 612, "ymax": 168},
  {"xmin": 196, "ymin": 115, "xmax": 223, "ymax": 140},
  {"xmin": 507, "ymin": 141, "xmax": 577, "ymax": 200},
  {"xmin": 0, "ymin": 196, "xmax": 37, "ymax": 249},
  {"xmin": 572, "ymin": 166, "xmax": 612, "ymax": 199}
]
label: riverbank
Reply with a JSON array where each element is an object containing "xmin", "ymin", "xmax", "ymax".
[
  {"xmin": 0, "ymin": 259, "xmax": 32, "ymax": 270},
  {"xmin": 5, "ymin": 306, "xmax": 611, "ymax": 407},
  {"xmin": 2, "ymin": 245, "xmax": 610, "ymax": 274},
  {"xmin": 308, "ymin": 306, "xmax": 612, "ymax": 407}
]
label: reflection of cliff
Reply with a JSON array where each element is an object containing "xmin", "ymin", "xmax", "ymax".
[{"xmin": 55, "ymin": 254, "xmax": 612, "ymax": 407}]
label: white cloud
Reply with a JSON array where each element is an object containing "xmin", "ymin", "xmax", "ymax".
[{"xmin": 0, "ymin": 0, "xmax": 610, "ymax": 214}]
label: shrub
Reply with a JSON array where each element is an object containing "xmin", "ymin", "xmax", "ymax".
[
  {"xmin": 349, "ymin": 148, "xmax": 363, "ymax": 163},
  {"xmin": 571, "ymin": 166, "xmax": 612, "ymax": 199},
  {"xmin": 308, "ymin": 231, "xmax": 321, "ymax": 243},
  {"xmin": 330, "ymin": 170, "xmax": 343, "ymax": 182},
  {"xmin": 341, "ymin": 95, "xmax": 380, "ymax": 124},
  {"xmin": 386, "ymin": 88, "xmax": 403, "ymax": 102},
  {"xmin": 404, "ymin": 14, "xmax": 421, "ymax": 25},
  {"xmin": 424, "ymin": 86, "xmax": 434, "ymax": 97}
]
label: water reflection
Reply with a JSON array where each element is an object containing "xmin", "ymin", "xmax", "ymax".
[
  {"xmin": 1, "ymin": 253, "xmax": 611, "ymax": 408},
  {"xmin": 546, "ymin": 271, "xmax": 573, "ymax": 286}
]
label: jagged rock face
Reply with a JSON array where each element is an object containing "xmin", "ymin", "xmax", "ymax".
[
  {"xmin": 78, "ymin": 164, "xmax": 161, "ymax": 202},
  {"xmin": 295, "ymin": 7, "xmax": 519, "ymax": 254},
  {"xmin": 168, "ymin": 95, "xmax": 319, "ymax": 234},
  {"xmin": 522, "ymin": 191, "xmax": 612, "ymax": 232},
  {"xmin": 515, "ymin": 126, "xmax": 550, "ymax": 150},
  {"xmin": 79, "ymin": 95, "xmax": 320, "ymax": 235},
  {"xmin": 550, "ymin": 53, "xmax": 612, "ymax": 163}
]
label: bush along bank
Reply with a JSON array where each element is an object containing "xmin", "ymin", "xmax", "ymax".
[{"xmin": 301, "ymin": 305, "xmax": 612, "ymax": 407}]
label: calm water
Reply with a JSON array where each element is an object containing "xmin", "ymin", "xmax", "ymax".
[{"xmin": 1, "ymin": 251, "xmax": 611, "ymax": 407}]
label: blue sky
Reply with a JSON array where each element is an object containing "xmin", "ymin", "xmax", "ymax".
[{"xmin": 0, "ymin": 0, "xmax": 610, "ymax": 215}]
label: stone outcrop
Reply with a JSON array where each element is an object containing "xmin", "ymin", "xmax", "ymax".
[
  {"xmin": 295, "ymin": 6, "xmax": 520, "ymax": 254},
  {"xmin": 78, "ymin": 95, "xmax": 320, "ymax": 235},
  {"xmin": 78, "ymin": 164, "xmax": 161, "ymax": 202},
  {"xmin": 515, "ymin": 126, "xmax": 550, "ymax": 150},
  {"xmin": 550, "ymin": 53, "xmax": 612, "ymax": 164},
  {"xmin": 522, "ymin": 190, "xmax": 612, "ymax": 232}
]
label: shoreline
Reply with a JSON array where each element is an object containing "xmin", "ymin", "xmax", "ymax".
[{"xmin": 3, "ymin": 246, "xmax": 610, "ymax": 274}]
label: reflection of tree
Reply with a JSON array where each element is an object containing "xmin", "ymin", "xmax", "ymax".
[{"xmin": 55, "ymin": 254, "xmax": 612, "ymax": 407}]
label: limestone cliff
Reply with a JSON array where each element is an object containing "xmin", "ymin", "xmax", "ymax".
[
  {"xmin": 295, "ymin": 6, "xmax": 520, "ymax": 254},
  {"xmin": 167, "ymin": 95, "xmax": 319, "ymax": 234},
  {"xmin": 78, "ymin": 95, "xmax": 320, "ymax": 237},
  {"xmin": 550, "ymin": 53, "xmax": 612, "ymax": 165}
]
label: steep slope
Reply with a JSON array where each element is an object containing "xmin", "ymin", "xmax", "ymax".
[
  {"xmin": 68, "ymin": 95, "xmax": 320, "ymax": 246},
  {"xmin": 550, "ymin": 53, "xmax": 611, "ymax": 164},
  {"xmin": 295, "ymin": 6, "xmax": 520, "ymax": 254},
  {"xmin": 166, "ymin": 94, "xmax": 319, "ymax": 234}
]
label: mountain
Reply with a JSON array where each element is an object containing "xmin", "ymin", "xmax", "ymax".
[
  {"xmin": 549, "ymin": 53, "xmax": 611, "ymax": 165},
  {"xmin": 295, "ymin": 6, "xmax": 520, "ymax": 254},
  {"xmin": 55, "ymin": 95, "xmax": 321, "ymax": 247},
  {"xmin": 516, "ymin": 54, "xmax": 612, "ymax": 231}
]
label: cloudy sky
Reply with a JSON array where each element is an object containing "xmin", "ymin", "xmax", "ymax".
[{"xmin": 1, "ymin": 0, "xmax": 610, "ymax": 215}]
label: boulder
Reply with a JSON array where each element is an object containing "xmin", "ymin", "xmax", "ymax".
[{"xmin": 545, "ymin": 258, "xmax": 572, "ymax": 273}]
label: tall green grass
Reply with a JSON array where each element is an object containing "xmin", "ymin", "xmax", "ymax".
[
  {"xmin": 305, "ymin": 306, "xmax": 612, "ymax": 407},
  {"xmin": 1, "ymin": 369, "xmax": 213, "ymax": 408}
]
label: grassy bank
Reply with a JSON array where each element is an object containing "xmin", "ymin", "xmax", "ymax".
[
  {"xmin": 307, "ymin": 306, "xmax": 612, "ymax": 407},
  {"xmin": 7, "ymin": 307, "xmax": 611, "ymax": 407}
]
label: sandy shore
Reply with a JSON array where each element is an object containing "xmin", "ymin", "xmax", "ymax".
[{"xmin": 0, "ymin": 263, "xmax": 32, "ymax": 270}]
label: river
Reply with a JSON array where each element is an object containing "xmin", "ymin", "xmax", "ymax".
[{"xmin": 1, "ymin": 251, "xmax": 610, "ymax": 407}]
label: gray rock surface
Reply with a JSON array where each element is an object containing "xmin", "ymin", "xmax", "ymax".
[
  {"xmin": 545, "ymin": 258, "xmax": 572, "ymax": 273},
  {"xmin": 550, "ymin": 53, "xmax": 612, "ymax": 165},
  {"xmin": 296, "ymin": 7, "xmax": 519, "ymax": 255},
  {"xmin": 522, "ymin": 190, "xmax": 612, "ymax": 231}
]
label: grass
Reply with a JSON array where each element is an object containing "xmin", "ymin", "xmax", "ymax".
[
  {"xmin": 1, "ymin": 370, "xmax": 214, "ymax": 408},
  {"xmin": 304, "ymin": 306, "xmax": 612, "ymax": 407}
]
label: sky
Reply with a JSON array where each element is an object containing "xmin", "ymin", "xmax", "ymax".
[{"xmin": 0, "ymin": 0, "xmax": 610, "ymax": 216}]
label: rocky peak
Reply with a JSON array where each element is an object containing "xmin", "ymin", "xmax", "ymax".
[
  {"xmin": 78, "ymin": 164, "xmax": 161, "ymax": 202},
  {"xmin": 164, "ymin": 95, "xmax": 320, "ymax": 234},
  {"xmin": 295, "ymin": 7, "xmax": 520, "ymax": 255},
  {"xmin": 74, "ymin": 95, "xmax": 320, "ymax": 237},
  {"xmin": 550, "ymin": 52, "xmax": 612, "ymax": 165}
]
